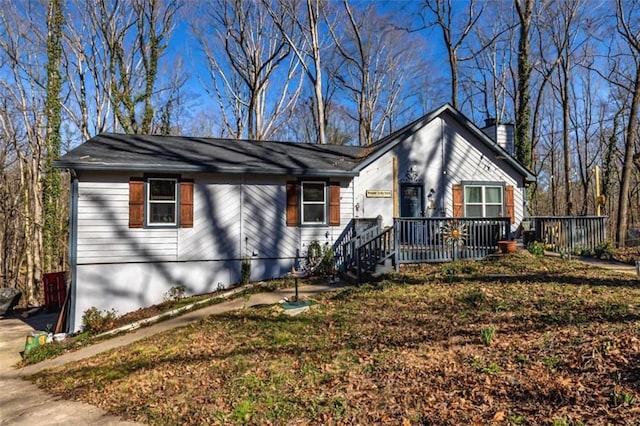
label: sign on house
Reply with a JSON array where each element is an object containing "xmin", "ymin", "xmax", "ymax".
[{"xmin": 366, "ymin": 190, "xmax": 392, "ymax": 198}]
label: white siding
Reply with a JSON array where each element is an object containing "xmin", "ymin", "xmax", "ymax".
[
  {"xmin": 353, "ymin": 152, "xmax": 396, "ymax": 227},
  {"xmin": 178, "ymin": 177, "xmax": 241, "ymax": 261},
  {"xmin": 442, "ymin": 116, "xmax": 522, "ymax": 228},
  {"xmin": 354, "ymin": 111, "xmax": 525, "ymax": 233},
  {"xmin": 76, "ymin": 173, "xmax": 178, "ymax": 263},
  {"xmin": 69, "ymin": 174, "xmax": 355, "ymax": 331}
]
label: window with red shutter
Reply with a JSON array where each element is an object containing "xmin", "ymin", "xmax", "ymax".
[
  {"xmin": 180, "ymin": 181, "xmax": 194, "ymax": 228},
  {"xmin": 128, "ymin": 177, "xmax": 193, "ymax": 228},
  {"xmin": 329, "ymin": 182, "xmax": 340, "ymax": 226},
  {"xmin": 129, "ymin": 179, "xmax": 144, "ymax": 228},
  {"xmin": 286, "ymin": 182, "xmax": 299, "ymax": 226}
]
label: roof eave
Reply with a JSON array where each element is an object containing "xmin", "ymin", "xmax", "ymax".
[
  {"xmin": 353, "ymin": 103, "xmax": 452, "ymax": 172},
  {"xmin": 52, "ymin": 161, "xmax": 359, "ymax": 178}
]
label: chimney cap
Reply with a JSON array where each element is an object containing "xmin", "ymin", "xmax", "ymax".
[{"xmin": 484, "ymin": 117, "xmax": 496, "ymax": 127}]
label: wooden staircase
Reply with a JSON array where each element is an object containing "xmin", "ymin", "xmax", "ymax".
[{"xmin": 333, "ymin": 219, "xmax": 396, "ymax": 283}]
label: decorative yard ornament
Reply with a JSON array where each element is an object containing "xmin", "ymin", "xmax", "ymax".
[
  {"xmin": 401, "ymin": 165, "xmax": 423, "ymax": 183},
  {"xmin": 441, "ymin": 219, "xmax": 468, "ymax": 261}
]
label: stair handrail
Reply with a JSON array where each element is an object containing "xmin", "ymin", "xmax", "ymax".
[
  {"xmin": 333, "ymin": 217, "xmax": 382, "ymax": 271},
  {"xmin": 356, "ymin": 226, "xmax": 396, "ymax": 282}
]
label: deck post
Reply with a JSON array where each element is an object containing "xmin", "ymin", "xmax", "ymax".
[
  {"xmin": 394, "ymin": 220, "xmax": 400, "ymax": 272},
  {"xmin": 356, "ymin": 245, "xmax": 361, "ymax": 283}
]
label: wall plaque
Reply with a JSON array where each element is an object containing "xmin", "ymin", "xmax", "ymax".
[{"xmin": 366, "ymin": 190, "xmax": 392, "ymax": 198}]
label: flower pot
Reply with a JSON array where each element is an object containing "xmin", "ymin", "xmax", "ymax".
[{"xmin": 498, "ymin": 240, "xmax": 517, "ymax": 254}]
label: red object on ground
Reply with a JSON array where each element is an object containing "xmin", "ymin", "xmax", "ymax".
[{"xmin": 43, "ymin": 272, "xmax": 67, "ymax": 312}]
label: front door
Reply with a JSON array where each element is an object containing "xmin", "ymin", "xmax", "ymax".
[
  {"xmin": 400, "ymin": 184, "xmax": 423, "ymax": 217},
  {"xmin": 400, "ymin": 183, "xmax": 424, "ymax": 244}
]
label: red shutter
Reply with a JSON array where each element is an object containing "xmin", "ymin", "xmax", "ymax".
[
  {"xmin": 452, "ymin": 184, "xmax": 463, "ymax": 217},
  {"xmin": 129, "ymin": 179, "xmax": 144, "ymax": 228},
  {"xmin": 329, "ymin": 182, "xmax": 341, "ymax": 226},
  {"xmin": 286, "ymin": 182, "xmax": 299, "ymax": 226},
  {"xmin": 505, "ymin": 185, "xmax": 515, "ymax": 224},
  {"xmin": 180, "ymin": 181, "xmax": 194, "ymax": 228}
]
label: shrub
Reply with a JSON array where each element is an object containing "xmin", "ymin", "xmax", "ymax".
[
  {"xmin": 318, "ymin": 245, "xmax": 336, "ymax": 276},
  {"xmin": 164, "ymin": 284, "xmax": 186, "ymax": 302},
  {"xmin": 303, "ymin": 240, "xmax": 335, "ymax": 276},
  {"xmin": 594, "ymin": 242, "xmax": 614, "ymax": 260},
  {"xmin": 527, "ymin": 241, "xmax": 545, "ymax": 256},
  {"xmin": 82, "ymin": 307, "xmax": 118, "ymax": 334},
  {"xmin": 573, "ymin": 247, "xmax": 592, "ymax": 257}
]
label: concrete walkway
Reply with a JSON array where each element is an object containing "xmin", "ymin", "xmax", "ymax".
[
  {"xmin": 0, "ymin": 282, "xmax": 347, "ymax": 425},
  {"xmin": 544, "ymin": 250, "xmax": 638, "ymax": 275}
]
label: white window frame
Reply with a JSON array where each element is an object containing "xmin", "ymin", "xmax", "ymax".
[
  {"xmin": 301, "ymin": 181, "xmax": 327, "ymax": 225},
  {"xmin": 146, "ymin": 177, "xmax": 178, "ymax": 226},
  {"xmin": 463, "ymin": 184, "xmax": 504, "ymax": 218}
]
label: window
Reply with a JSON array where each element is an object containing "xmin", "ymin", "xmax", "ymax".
[
  {"xmin": 453, "ymin": 183, "xmax": 514, "ymax": 223},
  {"xmin": 129, "ymin": 178, "xmax": 193, "ymax": 229},
  {"xmin": 147, "ymin": 178, "xmax": 177, "ymax": 225},
  {"xmin": 301, "ymin": 182, "xmax": 326, "ymax": 224},
  {"xmin": 286, "ymin": 181, "xmax": 340, "ymax": 227},
  {"xmin": 464, "ymin": 185, "xmax": 503, "ymax": 217}
]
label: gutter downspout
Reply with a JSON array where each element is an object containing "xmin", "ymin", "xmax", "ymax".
[{"xmin": 67, "ymin": 170, "xmax": 79, "ymax": 332}]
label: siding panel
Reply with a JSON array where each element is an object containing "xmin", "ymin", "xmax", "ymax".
[
  {"xmin": 243, "ymin": 182, "xmax": 299, "ymax": 259},
  {"xmin": 178, "ymin": 182, "xmax": 241, "ymax": 261},
  {"xmin": 76, "ymin": 180, "xmax": 178, "ymax": 264}
]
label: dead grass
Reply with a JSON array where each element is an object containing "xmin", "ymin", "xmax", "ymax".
[{"xmin": 30, "ymin": 253, "xmax": 640, "ymax": 425}]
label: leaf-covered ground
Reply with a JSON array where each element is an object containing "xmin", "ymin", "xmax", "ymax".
[
  {"xmin": 30, "ymin": 253, "xmax": 640, "ymax": 425},
  {"xmin": 613, "ymin": 246, "xmax": 640, "ymax": 265}
]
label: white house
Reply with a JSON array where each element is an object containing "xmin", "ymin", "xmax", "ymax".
[{"xmin": 55, "ymin": 104, "xmax": 535, "ymax": 331}]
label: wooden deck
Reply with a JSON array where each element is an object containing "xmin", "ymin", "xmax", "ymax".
[{"xmin": 334, "ymin": 216, "xmax": 609, "ymax": 282}]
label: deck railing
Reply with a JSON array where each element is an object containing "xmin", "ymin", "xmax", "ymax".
[
  {"xmin": 346, "ymin": 217, "xmax": 510, "ymax": 281},
  {"xmin": 530, "ymin": 216, "xmax": 607, "ymax": 253},
  {"xmin": 394, "ymin": 217, "xmax": 511, "ymax": 265},
  {"xmin": 336, "ymin": 215, "xmax": 609, "ymax": 282}
]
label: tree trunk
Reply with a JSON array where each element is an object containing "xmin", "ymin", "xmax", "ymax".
[
  {"xmin": 618, "ymin": 65, "xmax": 640, "ymax": 247},
  {"xmin": 561, "ymin": 59, "xmax": 572, "ymax": 216},
  {"xmin": 308, "ymin": 0, "xmax": 325, "ymax": 144},
  {"xmin": 44, "ymin": 0, "xmax": 65, "ymax": 272},
  {"xmin": 515, "ymin": 0, "xmax": 532, "ymax": 169}
]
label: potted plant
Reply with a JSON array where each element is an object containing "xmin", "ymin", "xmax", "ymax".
[{"xmin": 497, "ymin": 239, "xmax": 517, "ymax": 254}]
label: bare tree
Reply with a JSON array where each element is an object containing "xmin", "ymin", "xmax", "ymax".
[
  {"xmin": 265, "ymin": 0, "xmax": 328, "ymax": 144},
  {"xmin": 326, "ymin": 1, "xmax": 420, "ymax": 145},
  {"xmin": 90, "ymin": 0, "xmax": 180, "ymax": 134},
  {"xmin": 615, "ymin": 0, "xmax": 640, "ymax": 247},
  {"xmin": 63, "ymin": 0, "xmax": 116, "ymax": 140},
  {"xmin": 0, "ymin": 0, "xmax": 49, "ymax": 305},
  {"xmin": 0, "ymin": 95, "xmax": 28, "ymax": 291},
  {"xmin": 422, "ymin": 0, "xmax": 485, "ymax": 110},
  {"xmin": 193, "ymin": 0, "xmax": 302, "ymax": 140},
  {"xmin": 540, "ymin": 0, "xmax": 590, "ymax": 216},
  {"xmin": 461, "ymin": 2, "xmax": 516, "ymax": 124}
]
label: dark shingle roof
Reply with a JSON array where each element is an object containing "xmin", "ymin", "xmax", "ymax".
[
  {"xmin": 54, "ymin": 133, "xmax": 367, "ymax": 177},
  {"xmin": 54, "ymin": 104, "xmax": 536, "ymax": 182}
]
